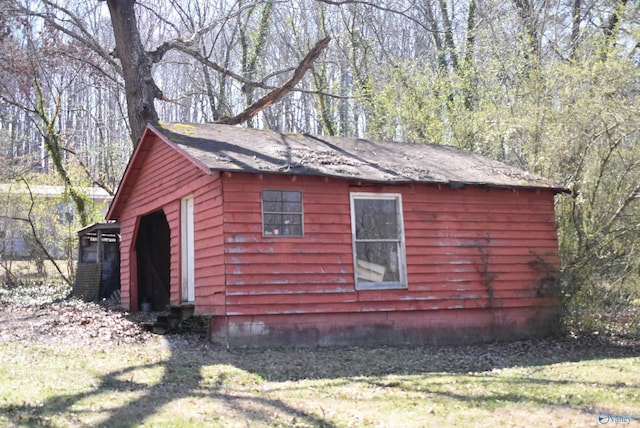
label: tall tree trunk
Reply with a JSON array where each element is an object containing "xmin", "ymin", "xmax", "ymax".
[
  {"xmin": 104, "ymin": 0, "xmax": 161, "ymax": 145},
  {"xmin": 571, "ymin": 0, "xmax": 581, "ymax": 59},
  {"xmin": 512, "ymin": 0, "xmax": 541, "ymax": 68},
  {"xmin": 462, "ymin": 0, "xmax": 477, "ymax": 111},
  {"xmin": 422, "ymin": 2, "xmax": 447, "ymax": 69},
  {"xmin": 438, "ymin": 0, "xmax": 459, "ymax": 70},
  {"xmin": 240, "ymin": 1, "xmax": 273, "ymax": 128},
  {"xmin": 601, "ymin": 0, "xmax": 629, "ymax": 60}
]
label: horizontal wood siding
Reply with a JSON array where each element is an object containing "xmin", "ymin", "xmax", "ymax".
[
  {"xmin": 117, "ymin": 216, "xmax": 136, "ymax": 310},
  {"xmin": 116, "ymin": 135, "xmax": 222, "ymax": 312},
  {"xmin": 222, "ymin": 174, "xmax": 353, "ymax": 316},
  {"xmin": 221, "ymin": 174, "xmax": 560, "ymax": 325},
  {"xmin": 193, "ymin": 176, "xmax": 225, "ymax": 314},
  {"xmin": 404, "ymin": 185, "xmax": 560, "ymax": 307},
  {"xmin": 164, "ymin": 200, "xmax": 180, "ymax": 305}
]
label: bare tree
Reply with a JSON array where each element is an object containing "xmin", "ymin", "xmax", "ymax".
[
  {"xmin": 100, "ymin": 0, "xmax": 161, "ymax": 144},
  {"xmin": 100, "ymin": 0, "xmax": 330, "ymax": 144},
  {"xmin": 0, "ymin": 179, "xmax": 72, "ymax": 285}
]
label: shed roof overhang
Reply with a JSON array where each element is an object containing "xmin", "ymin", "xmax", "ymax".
[
  {"xmin": 107, "ymin": 122, "xmax": 569, "ymax": 221},
  {"xmin": 106, "ymin": 124, "xmax": 213, "ymax": 221}
]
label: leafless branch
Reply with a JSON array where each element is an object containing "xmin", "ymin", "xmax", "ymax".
[
  {"xmin": 315, "ymin": 0, "xmax": 441, "ymax": 34},
  {"xmin": 145, "ymin": 0, "xmax": 272, "ymax": 63},
  {"xmin": 17, "ymin": 0, "xmax": 123, "ymax": 74},
  {"xmin": 61, "ymin": 148, "xmax": 115, "ymax": 197},
  {"xmin": 1, "ymin": 179, "xmax": 72, "ymax": 285},
  {"xmin": 215, "ymin": 37, "xmax": 331, "ymax": 125},
  {"xmin": 152, "ymin": 38, "xmax": 260, "ymax": 86}
]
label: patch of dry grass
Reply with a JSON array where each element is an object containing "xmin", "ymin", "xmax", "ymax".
[
  {"xmin": 0, "ymin": 288, "xmax": 638, "ymax": 427},
  {"xmin": 1, "ymin": 330, "xmax": 639, "ymax": 427}
]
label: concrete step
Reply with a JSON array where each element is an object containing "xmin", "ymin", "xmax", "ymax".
[
  {"xmin": 141, "ymin": 304, "xmax": 208, "ymax": 335},
  {"xmin": 169, "ymin": 303, "xmax": 195, "ymax": 320}
]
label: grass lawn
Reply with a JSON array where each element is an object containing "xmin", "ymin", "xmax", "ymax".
[{"xmin": 0, "ymin": 333, "xmax": 638, "ymax": 427}]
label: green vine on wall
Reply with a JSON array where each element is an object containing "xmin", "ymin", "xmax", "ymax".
[
  {"xmin": 474, "ymin": 234, "xmax": 496, "ymax": 307},
  {"xmin": 528, "ymin": 252, "xmax": 561, "ymax": 298}
]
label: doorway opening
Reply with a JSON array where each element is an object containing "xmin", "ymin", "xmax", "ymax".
[{"xmin": 136, "ymin": 210, "xmax": 170, "ymax": 311}]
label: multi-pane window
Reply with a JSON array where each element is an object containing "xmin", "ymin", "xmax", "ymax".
[
  {"xmin": 262, "ymin": 190, "xmax": 303, "ymax": 237},
  {"xmin": 350, "ymin": 193, "xmax": 407, "ymax": 290}
]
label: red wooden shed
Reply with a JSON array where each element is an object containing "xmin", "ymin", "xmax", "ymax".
[{"xmin": 106, "ymin": 122, "xmax": 567, "ymax": 347}]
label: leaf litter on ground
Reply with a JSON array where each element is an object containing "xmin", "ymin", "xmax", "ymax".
[{"xmin": 0, "ymin": 282, "xmax": 638, "ymax": 378}]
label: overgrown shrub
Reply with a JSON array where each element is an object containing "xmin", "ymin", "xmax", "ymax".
[{"xmin": 561, "ymin": 276, "xmax": 640, "ymax": 337}]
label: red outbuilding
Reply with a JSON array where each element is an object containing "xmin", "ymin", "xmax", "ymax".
[{"xmin": 106, "ymin": 122, "xmax": 567, "ymax": 347}]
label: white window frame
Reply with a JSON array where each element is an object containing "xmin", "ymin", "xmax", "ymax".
[
  {"xmin": 350, "ymin": 192, "xmax": 407, "ymax": 290},
  {"xmin": 261, "ymin": 190, "xmax": 304, "ymax": 237}
]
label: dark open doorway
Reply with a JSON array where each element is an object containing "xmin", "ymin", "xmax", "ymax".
[{"xmin": 136, "ymin": 211, "xmax": 171, "ymax": 311}]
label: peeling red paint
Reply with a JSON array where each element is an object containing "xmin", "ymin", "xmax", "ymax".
[{"xmin": 109, "ymin": 127, "xmax": 562, "ymax": 347}]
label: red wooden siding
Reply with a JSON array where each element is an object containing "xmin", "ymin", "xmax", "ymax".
[
  {"xmin": 217, "ymin": 173, "xmax": 560, "ymax": 345},
  {"xmin": 117, "ymin": 215, "xmax": 136, "ymax": 309},
  {"xmin": 220, "ymin": 174, "xmax": 560, "ymax": 316},
  {"xmin": 192, "ymin": 176, "xmax": 225, "ymax": 314},
  {"xmin": 110, "ymin": 125, "xmax": 562, "ymax": 346},
  {"xmin": 403, "ymin": 185, "xmax": 560, "ymax": 306},
  {"xmin": 116, "ymin": 134, "xmax": 223, "ymax": 312},
  {"xmin": 222, "ymin": 174, "xmax": 353, "ymax": 315}
]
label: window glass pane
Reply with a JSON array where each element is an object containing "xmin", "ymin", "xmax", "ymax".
[
  {"xmin": 263, "ymin": 191, "xmax": 302, "ymax": 213},
  {"xmin": 262, "ymin": 191, "xmax": 303, "ymax": 236},
  {"xmin": 283, "ymin": 201, "xmax": 301, "ymax": 213},
  {"xmin": 264, "ymin": 201, "xmax": 281, "ymax": 212},
  {"xmin": 262, "ymin": 190, "xmax": 282, "ymax": 202},
  {"xmin": 355, "ymin": 241, "xmax": 400, "ymax": 282},
  {"xmin": 354, "ymin": 198, "xmax": 398, "ymax": 240},
  {"xmin": 283, "ymin": 191, "xmax": 301, "ymax": 202},
  {"xmin": 283, "ymin": 214, "xmax": 301, "ymax": 225},
  {"xmin": 264, "ymin": 213, "xmax": 282, "ymax": 227}
]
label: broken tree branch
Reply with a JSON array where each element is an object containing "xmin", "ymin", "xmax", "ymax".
[
  {"xmin": 215, "ymin": 37, "xmax": 331, "ymax": 126},
  {"xmin": 165, "ymin": 39, "xmax": 271, "ymax": 88}
]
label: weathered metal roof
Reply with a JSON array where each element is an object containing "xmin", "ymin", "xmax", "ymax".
[
  {"xmin": 156, "ymin": 122, "xmax": 565, "ymax": 191},
  {"xmin": 77, "ymin": 222, "xmax": 120, "ymax": 237}
]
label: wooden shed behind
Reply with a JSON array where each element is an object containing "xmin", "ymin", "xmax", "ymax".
[
  {"xmin": 73, "ymin": 223, "xmax": 120, "ymax": 301},
  {"xmin": 107, "ymin": 122, "xmax": 567, "ymax": 347}
]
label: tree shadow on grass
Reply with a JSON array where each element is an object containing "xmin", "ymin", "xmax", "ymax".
[
  {"xmin": 224, "ymin": 335, "xmax": 640, "ymax": 382},
  {"xmin": 1, "ymin": 334, "xmax": 638, "ymax": 427},
  {"xmin": 224, "ymin": 335, "xmax": 640, "ymax": 424},
  {"xmin": 355, "ymin": 370, "xmax": 640, "ymax": 424},
  {"xmin": 1, "ymin": 336, "xmax": 339, "ymax": 427}
]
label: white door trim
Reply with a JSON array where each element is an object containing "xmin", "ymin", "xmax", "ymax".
[{"xmin": 181, "ymin": 195, "xmax": 195, "ymax": 302}]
